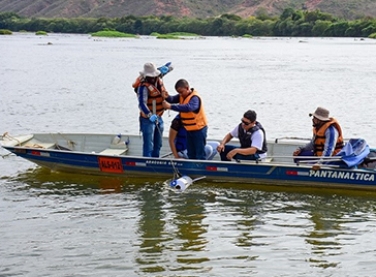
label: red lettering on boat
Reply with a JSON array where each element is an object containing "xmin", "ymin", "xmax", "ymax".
[{"xmin": 98, "ymin": 157, "xmax": 123, "ymax": 173}]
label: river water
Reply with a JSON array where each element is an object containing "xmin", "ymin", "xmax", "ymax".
[{"xmin": 1, "ymin": 33, "xmax": 376, "ymax": 276}]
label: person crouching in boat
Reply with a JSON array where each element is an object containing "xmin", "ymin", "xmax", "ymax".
[
  {"xmin": 293, "ymin": 106, "xmax": 344, "ymax": 169},
  {"xmin": 168, "ymin": 114, "xmax": 219, "ymax": 160},
  {"xmin": 217, "ymin": 110, "xmax": 268, "ymax": 161}
]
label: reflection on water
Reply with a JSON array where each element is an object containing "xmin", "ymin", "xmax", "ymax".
[
  {"xmin": 135, "ymin": 187, "xmax": 168, "ymax": 273},
  {"xmin": 307, "ymin": 210, "xmax": 343, "ymax": 269},
  {"xmin": 169, "ymin": 193, "xmax": 210, "ymax": 272},
  {"xmin": 2, "ymin": 168, "xmax": 376, "ymax": 275},
  {"xmin": 132, "ymin": 182, "xmax": 211, "ymax": 274},
  {"xmin": 6, "ymin": 167, "xmax": 144, "ymax": 195},
  {"xmin": 305, "ymin": 196, "xmax": 376, "ymax": 269}
]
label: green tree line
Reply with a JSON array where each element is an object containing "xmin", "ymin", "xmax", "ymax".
[{"xmin": 1, "ymin": 9, "xmax": 376, "ymax": 37}]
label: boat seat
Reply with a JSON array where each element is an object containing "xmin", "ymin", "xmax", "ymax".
[
  {"xmin": 99, "ymin": 147, "xmax": 128, "ymax": 156},
  {"xmin": 24, "ymin": 142, "xmax": 56, "ymax": 149},
  {"xmin": 237, "ymin": 157, "xmax": 273, "ymax": 164},
  {"xmin": 262, "ymin": 157, "xmax": 273, "ymax": 163}
]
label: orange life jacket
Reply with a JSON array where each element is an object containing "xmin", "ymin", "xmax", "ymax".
[
  {"xmin": 139, "ymin": 79, "xmax": 166, "ymax": 118},
  {"xmin": 179, "ymin": 89, "xmax": 207, "ymax": 131},
  {"xmin": 132, "ymin": 76, "xmax": 143, "ymax": 90},
  {"xmin": 313, "ymin": 118, "xmax": 344, "ymax": 156}
]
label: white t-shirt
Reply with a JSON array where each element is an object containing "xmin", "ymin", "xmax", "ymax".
[{"xmin": 230, "ymin": 126, "xmax": 267, "ymax": 159}]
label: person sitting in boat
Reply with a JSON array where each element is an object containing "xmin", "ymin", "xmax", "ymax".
[
  {"xmin": 169, "ymin": 114, "xmax": 219, "ymax": 160},
  {"xmin": 163, "ymin": 79, "xmax": 208, "ymax": 160},
  {"xmin": 216, "ymin": 110, "xmax": 268, "ymax": 161},
  {"xmin": 293, "ymin": 106, "xmax": 344, "ymax": 168}
]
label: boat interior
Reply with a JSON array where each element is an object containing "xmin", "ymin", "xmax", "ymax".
[{"xmin": 1, "ymin": 132, "xmax": 309, "ymax": 164}]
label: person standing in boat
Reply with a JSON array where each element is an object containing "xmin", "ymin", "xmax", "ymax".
[
  {"xmin": 162, "ymin": 79, "xmax": 208, "ymax": 160},
  {"xmin": 293, "ymin": 106, "xmax": 344, "ymax": 159},
  {"xmin": 216, "ymin": 110, "xmax": 268, "ymax": 161},
  {"xmin": 136, "ymin": 62, "xmax": 169, "ymax": 157},
  {"xmin": 168, "ymin": 114, "xmax": 219, "ymax": 160}
]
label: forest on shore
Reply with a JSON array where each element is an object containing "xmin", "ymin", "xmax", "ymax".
[{"xmin": 1, "ymin": 8, "xmax": 376, "ymax": 38}]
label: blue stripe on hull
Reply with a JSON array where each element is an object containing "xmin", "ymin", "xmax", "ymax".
[{"xmin": 7, "ymin": 147, "xmax": 376, "ymax": 190}]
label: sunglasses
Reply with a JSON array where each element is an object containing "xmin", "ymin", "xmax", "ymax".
[{"xmin": 241, "ymin": 119, "xmax": 252, "ymax": 126}]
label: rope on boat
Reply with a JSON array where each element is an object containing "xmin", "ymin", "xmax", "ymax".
[
  {"xmin": 53, "ymin": 133, "xmax": 76, "ymax": 150},
  {"xmin": 1, "ymin": 132, "xmax": 22, "ymax": 146},
  {"xmin": 0, "ymin": 132, "xmax": 17, "ymax": 158}
]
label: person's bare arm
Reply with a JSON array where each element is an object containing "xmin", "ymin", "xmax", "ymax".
[{"xmin": 168, "ymin": 128, "xmax": 180, "ymax": 158}]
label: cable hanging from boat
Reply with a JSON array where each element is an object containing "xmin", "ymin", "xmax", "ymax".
[
  {"xmin": 155, "ymin": 120, "xmax": 181, "ymax": 180},
  {"xmin": 154, "ymin": 112, "xmax": 206, "ymax": 192}
]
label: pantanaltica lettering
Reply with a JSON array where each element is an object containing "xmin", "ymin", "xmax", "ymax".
[{"xmin": 309, "ymin": 170, "xmax": 374, "ymax": 181}]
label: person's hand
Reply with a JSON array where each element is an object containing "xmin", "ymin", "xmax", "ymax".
[
  {"xmin": 162, "ymin": 101, "xmax": 171, "ymax": 110},
  {"xmin": 217, "ymin": 143, "xmax": 225, "ymax": 152},
  {"xmin": 149, "ymin": 114, "xmax": 158, "ymax": 123},
  {"xmin": 226, "ymin": 149, "xmax": 237, "ymax": 160},
  {"xmin": 293, "ymin": 148, "xmax": 301, "ymax": 156},
  {"xmin": 312, "ymin": 163, "xmax": 321, "ymax": 171},
  {"xmin": 162, "ymin": 90, "xmax": 169, "ymax": 99}
]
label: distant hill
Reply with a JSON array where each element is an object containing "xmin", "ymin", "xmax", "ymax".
[{"xmin": 1, "ymin": 0, "xmax": 376, "ymax": 20}]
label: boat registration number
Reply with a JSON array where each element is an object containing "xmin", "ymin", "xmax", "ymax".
[{"xmin": 98, "ymin": 157, "xmax": 123, "ymax": 173}]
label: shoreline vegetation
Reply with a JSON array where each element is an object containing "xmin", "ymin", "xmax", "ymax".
[
  {"xmin": 35, "ymin": 30, "xmax": 48, "ymax": 35},
  {"xmin": 91, "ymin": 30, "xmax": 138, "ymax": 37},
  {"xmin": 0, "ymin": 28, "xmax": 12, "ymax": 35},
  {"xmin": 1, "ymin": 9, "xmax": 376, "ymax": 38}
]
